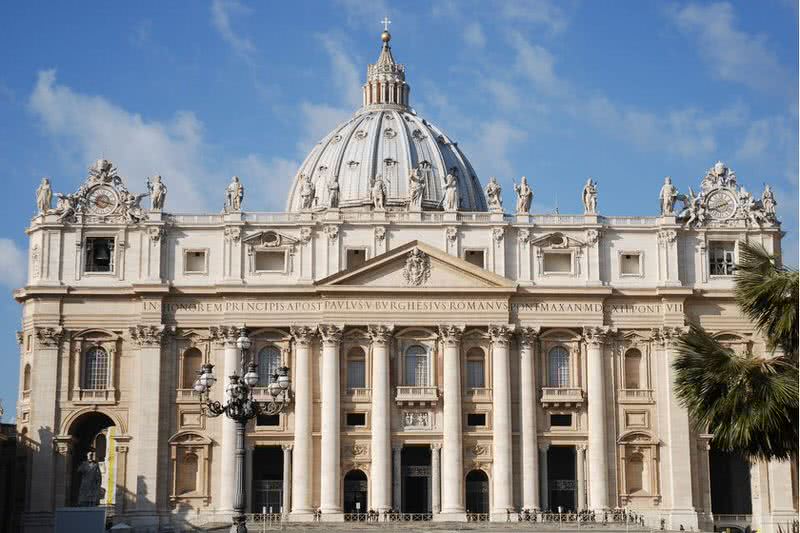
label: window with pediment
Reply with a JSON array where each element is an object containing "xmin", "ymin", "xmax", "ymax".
[
  {"xmin": 404, "ymin": 345, "xmax": 429, "ymax": 386},
  {"xmin": 169, "ymin": 432, "xmax": 211, "ymax": 504}
]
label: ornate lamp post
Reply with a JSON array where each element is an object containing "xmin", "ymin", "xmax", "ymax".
[{"xmin": 194, "ymin": 329, "xmax": 291, "ymax": 533}]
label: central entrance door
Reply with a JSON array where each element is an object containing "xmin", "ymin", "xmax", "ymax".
[
  {"xmin": 401, "ymin": 446, "xmax": 431, "ymax": 513},
  {"xmin": 252, "ymin": 447, "xmax": 283, "ymax": 514},
  {"xmin": 344, "ymin": 470, "xmax": 368, "ymax": 513},
  {"xmin": 548, "ymin": 446, "xmax": 576, "ymax": 512}
]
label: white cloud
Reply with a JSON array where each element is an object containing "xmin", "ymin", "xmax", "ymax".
[
  {"xmin": 0, "ymin": 239, "xmax": 26, "ymax": 289},
  {"xmin": 211, "ymin": 0, "xmax": 256, "ymax": 60},
  {"xmin": 465, "ymin": 120, "xmax": 526, "ymax": 179},
  {"xmin": 509, "ymin": 31, "xmax": 569, "ymax": 97},
  {"xmin": 233, "ymin": 154, "xmax": 299, "ymax": 212},
  {"xmin": 500, "ymin": 0, "xmax": 569, "ymax": 34},
  {"xmin": 297, "ymin": 102, "xmax": 351, "ymax": 154},
  {"xmin": 464, "ymin": 22, "xmax": 486, "ymax": 48},
  {"xmin": 317, "ymin": 32, "xmax": 363, "ymax": 109},
  {"xmin": 335, "ymin": 0, "xmax": 390, "ymax": 26},
  {"xmin": 667, "ymin": 2, "xmax": 789, "ymax": 92}
]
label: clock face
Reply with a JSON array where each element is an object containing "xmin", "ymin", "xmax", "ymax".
[
  {"xmin": 88, "ymin": 186, "xmax": 117, "ymax": 215},
  {"xmin": 706, "ymin": 189, "xmax": 737, "ymax": 220}
]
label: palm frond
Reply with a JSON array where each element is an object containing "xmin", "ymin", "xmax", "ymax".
[{"xmin": 674, "ymin": 324, "xmax": 799, "ymax": 461}]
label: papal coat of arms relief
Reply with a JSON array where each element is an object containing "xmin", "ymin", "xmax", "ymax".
[{"xmin": 402, "ymin": 248, "xmax": 431, "ymax": 286}]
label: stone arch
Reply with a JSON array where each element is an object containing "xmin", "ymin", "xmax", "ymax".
[
  {"xmin": 540, "ymin": 328, "xmax": 582, "ymax": 341},
  {"xmin": 71, "ymin": 328, "xmax": 119, "ymax": 340},
  {"xmin": 249, "ymin": 327, "xmax": 293, "ymax": 341},
  {"xmin": 61, "ymin": 407, "xmax": 127, "ymax": 437}
]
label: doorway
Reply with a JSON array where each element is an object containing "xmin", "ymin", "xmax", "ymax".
[
  {"xmin": 344, "ymin": 470, "xmax": 368, "ymax": 513},
  {"xmin": 401, "ymin": 446, "xmax": 431, "ymax": 513},
  {"xmin": 709, "ymin": 444, "xmax": 752, "ymax": 515},
  {"xmin": 465, "ymin": 470, "xmax": 489, "ymax": 514},
  {"xmin": 251, "ymin": 447, "xmax": 283, "ymax": 514},
  {"xmin": 548, "ymin": 446, "xmax": 576, "ymax": 512}
]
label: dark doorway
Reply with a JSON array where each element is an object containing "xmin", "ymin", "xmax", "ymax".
[
  {"xmin": 401, "ymin": 446, "xmax": 431, "ymax": 513},
  {"xmin": 344, "ymin": 470, "xmax": 368, "ymax": 513},
  {"xmin": 68, "ymin": 412, "xmax": 115, "ymax": 505},
  {"xmin": 710, "ymin": 444, "xmax": 752, "ymax": 515},
  {"xmin": 252, "ymin": 447, "xmax": 283, "ymax": 514},
  {"xmin": 465, "ymin": 470, "xmax": 489, "ymax": 514},
  {"xmin": 548, "ymin": 446, "xmax": 576, "ymax": 512}
]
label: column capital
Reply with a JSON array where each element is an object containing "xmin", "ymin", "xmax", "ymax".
[
  {"xmin": 129, "ymin": 325, "xmax": 169, "ymax": 347},
  {"xmin": 210, "ymin": 325, "xmax": 240, "ymax": 347},
  {"xmin": 290, "ymin": 325, "xmax": 318, "ymax": 346},
  {"xmin": 488, "ymin": 324, "xmax": 514, "ymax": 345},
  {"xmin": 319, "ymin": 324, "xmax": 344, "ymax": 345},
  {"xmin": 538, "ymin": 443, "xmax": 550, "ymax": 452},
  {"xmin": 582, "ymin": 326, "xmax": 615, "ymax": 346},
  {"xmin": 576, "ymin": 444, "xmax": 587, "ymax": 452},
  {"xmin": 438, "ymin": 324, "xmax": 464, "ymax": 345},
  {"xmin": 368, "ymin": 324, "xmax": 394, "ymax": 344},
  {"xmin": 53, "ymin": 435, "xmax": 76, "ymax": 456},
  {"xmin": 282, "ymin": 443, "xmax": 294, "ymax": 451},
  {"xmin": 430, "ymin": 442, "xmax": 442, "ymax": 451},
  {"xmin": 35, "ymin": 326, "xmax": 65, "ymax": 348},
  {"xmin": 652, "ymin": 326, "xmax": 688, "ymax": 347},
  {"xmin": 517, "ymin": 326, "xmax": 541, "ymax": 347},
  {"xmin": 392, "ymin": 444, "xmax": 403, "ymax": 452}
]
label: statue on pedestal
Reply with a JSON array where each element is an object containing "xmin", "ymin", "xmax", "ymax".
[
  {"xmin": 328, "ymin": 175, "xmax": 340, "ymax": 208},
  {"xmin": 407, "ymin": 168, "xmax": 425, "ymax": 211},
  {"xmin": 36, "ymin": 178, "xmax": 52, "ymax": 214},
  {"xmin": 514, "ymin": 176, "xmax": 533, "ymax": 214},
  {"xmin": 371, "ymin": 175, "xmax": 386, "ymax": 210},
  {"xmin": 485, "ymin": 177, "xmax": 503, "ymax": 212},
  {"xmin": 146, "ymin": 175, "xmax": 167, "ymax": 210},
  {"xmin": 582, "ymin": 178, "xmax": 598, "ymax": 214},
  {"xmin": 659, "ymin": 176, "xmax": 678, "ymax": 215},
  {"xmin": 225, "ymin": 176, "xmax": 244, "ymax": 212},
  {"xmin": 299, "ymin": 174, "xmax": 315, "ymax": 210},
  {"xmin": 762, "ymin": 184, "xmax": 777, "ymax": 220},
  {"xmin": 443, "ymin": 170, "xmax": 459, "ymax": 211},
  {"xmin": 77, "ymin": 451, "xmax": 102, "ymax": 507}
]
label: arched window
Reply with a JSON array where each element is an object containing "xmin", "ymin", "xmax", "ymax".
[
  {"xmin": 347, "ymin": 347, "xmax": 366, "ymax": 389},
  {"xmin": 624, "ymin": 348, "xmax": 642, "ymax": 389},
  {"xmin": 182, "ymin": 348, "xmax": 202, "ymax": 389},
  {"xmin": 177, "ymin": 452, "xmax": 199, "ymax": 494},
  {"xmin": 258, "ymin": 346, "xmax": 281, "ymax": 386},
  {"xmin": 83, "ymin": 347, "xmax": 108, "ymax": 390},
  {"xmin": 404, "ymin": 345, "xmax": 429, "ymax": 386},
  {"xmin": 548, "ymin": 346, "xmax": 569, "ymax": 387},
  {"xmin": 466, "ymin": 347, "xmax": 485, "ymax": 388},
  {"xmin": 626, "ymin": 453, "xmax": 645, "ymax": 494},
  {"xmin": 23, "ymin": 364, "xmax": 31, "ymax": 391}
]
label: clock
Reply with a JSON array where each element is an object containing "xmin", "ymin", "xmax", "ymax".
[
  {"xmin": 705, "ymin": 189, "xmax": 737, "ymax": 220},
  {"xmin": 87, "ymin": 186, "xmax": 118, "ymax": 215}
]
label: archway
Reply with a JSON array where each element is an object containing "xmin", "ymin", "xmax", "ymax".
[
  {"xmin": 67, "ymin": 411, "xmax": 116, "ymax": 505},
  {"xmin": 343, "ymin": 469, "xmax": 368, "ymax": 513},
  {"xmin": 465, "ymin": 470, "xmax": 489, "ymax": 514},
  {"xmin": 709, "ymin": 443, "xmax": 752, "ymax": 516}
]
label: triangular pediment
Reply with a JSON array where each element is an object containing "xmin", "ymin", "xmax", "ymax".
[
  {"xmin": 316, "ymin": 241, "xmax": 515, "ymax": 289},
  {"xmin": 530, "ymin": 232, "xmax": 585, "ymax": 249}
]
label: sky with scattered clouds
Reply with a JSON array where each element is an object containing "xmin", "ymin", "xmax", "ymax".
[{"xmin": 0, "ymin": 1, "xmax": 797, "ymax": 417}]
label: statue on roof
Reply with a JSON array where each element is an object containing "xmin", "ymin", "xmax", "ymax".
[
  {"xmin": 299, "ymin": 174, "xmax": 315, "ymax": 210},
  {"xmin": 514, "ymin": 176, "xmax": 533, "ymax": 214},
  {"xmin": 225, "ymin": 176, "xmax": 244, "ymax": 212},
  {"xmin": 443, "ymin": 169, "xmax": 459, "ymax": 211},
  {"xmin": 328, "ymin": 175, "xmax": 340, "ymax": 209},
  {"xmin": 407, "ymin": 167, "xmax": 425, "ymax": 211},
  {"xmin": 36, "ymin": 178, "xmax": 52, "ymax": 214},
  {"xmin": 370, "ymin": 175, "xmax": 386, "ymax": 210},
  {"xmin": 485, "ymin": 177, "xmax": 502, "ymax": 212},
  {"xmin": 659, "ymin": 176, "xmax": 678, "ymax": 216},
  {"xmin": 146, "ymin": 175, "xmax": 167, "ymax": 210},
  {"xmin": 762, "ymin": 184, "xmax": 777, "ymax": 220},
  {"xmin": 582, "ymin": 178, "xmax": 598, "ymax": 214}
]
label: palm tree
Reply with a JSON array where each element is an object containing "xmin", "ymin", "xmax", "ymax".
[{"xmin": 673, "ymin": 241, "xmax": 799, "ymax": 461}]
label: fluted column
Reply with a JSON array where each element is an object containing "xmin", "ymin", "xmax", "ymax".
[
  {"xmin": 392, "ymin": 445, "xmax": 402, "ymax": 510},
  {"xmin": 583, "ymin": 326, "xmax": 611, "ymax": 510},
  {"xmin": 431, "ymin": 443, "xmax": 442, "ymax": 513},
  {"xmin": 518, "ymin": 327, "xmax": 540, "ymax": 510},
  {"xmin": 438, "ymin": 324, "xmax": 466, "ymax": 519},
  {"xmin": 539, "ymin": 445, "xmax": 549, "ymax": 511},
  {"xmin": 319, "ymin": 324, "xmax": 343, "ymax": 518},
  {"xmin": 214, "ymin": 326, "xmax": 239, "ymax": 514},
  {"xmin": 282, "ymin": 445, "xmax": 292, "ymax": 514},
  {"xmin": 489, "ymin": 325, "xmax": 514, "ymax": 519},
  {"xmin": 290, "ymin": 325, "xmax": 316, "ymax": 518},
  {"xmin": 576, "ymin": 445, "xmax": 587, "ymax": 510},
  {"xmin": 369, "ymin": 325, "xmax": 394, "ymax": 512}
]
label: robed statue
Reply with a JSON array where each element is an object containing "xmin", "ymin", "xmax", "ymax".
[
  {"xmin": 407, "ymin": 168, "xmax": 425, "ymax": 211},
  {"xmin": 371, "ymin": 175, "xmax": 386, "ymax": 210},
  {"xmin": 514, "ymin": 176, "xmax": 533, "ymax": 214},
  {"xmin": 443, "ymin": 170, "xmax": 459, "ymax": 211},
  {"xmin": 77, "ymin": 451, "xmax": 102, "ymax": 506},
  {"xmin": 147, "ymin": 175, "xmax": 167, "ymax": 210},
  {"xmin": 485, "ymin": 177, "xmax": 502, "ymax": 212},
  {"xmin": 299, "ymin": 174, "xmax": 316, "ymax": 210},
  {"xmin": 225, "ymin": 176, "xmax": 244, "ymax": 212},
  {"xmin": 36, "ymin": 178, "xmax": 52, "ymax": 214},
  {"xmin": 582, "ymin": 178, "xmax": 598, "ymax": 214},
  {"xmin": 659, "ymin": 176, "xmax": 678, "ymax": 216}
]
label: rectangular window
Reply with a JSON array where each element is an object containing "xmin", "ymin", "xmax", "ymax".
[
  {"xmin": 184, "ymin": 250, "xmax": 207, "ymax": 273},
  {"xmin": 347, "ymin": 358, "xmax": 366, "ymax": 389},
  {"xmin": 543, "ymin": 252, "xmax": 571, "ymax": 273},
  {"xmin": 550, "ymin": 414, "xmax": 572, "ymax": 427},
  {"xmin": 84, "ymin": 237, "xmax": 115, "ymax": 273},
  {"xmin": 466, "ymin": 359, "xmax": 485, "ymax": 388},
  {"xmin": 467, "ymin": 413, "xmax": 486, "ymax": 427},
  {"xmin": 404, "ymin": 348, "xmax": 429, "ymax": 386},
  {"xmin": 346, "ymin": 412, "xmax": 366, "ymax": 426},
  {"xmin": 346, "ymin": 248, "xmax": 367, "ymax": 269},
  {"xmin": 254, "ymin": 250, "xmax": 286, "ymax": 272},
  {"xmin": 709, "ymin": 242, "xmax": 735, "ymax": 276},
  {"xmin": 464, "ymin": 250, "xmax": 485, "ymax": 268},
  {"xmin": 620, "ymin": 253, "xmax": 641, "ymax": 276},
  {"xmin": 256, "ymin": 414, "xmax": 280, "ymax": 427}
]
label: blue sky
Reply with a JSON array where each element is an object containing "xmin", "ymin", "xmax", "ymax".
[{"xmin": 0, "ymin": 1, "xmax": 797, "ymax": 418}]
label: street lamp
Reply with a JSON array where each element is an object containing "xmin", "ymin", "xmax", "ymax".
[{"xmin": 194, "ymin": 328, "xmax": 292, "ymax": 533}]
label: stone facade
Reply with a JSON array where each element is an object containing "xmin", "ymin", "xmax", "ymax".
[{"xmin": 14, "ymin": 30, "xmax": 797, "ymax": 533}]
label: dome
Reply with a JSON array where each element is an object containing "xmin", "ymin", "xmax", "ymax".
[{"xmin": 286, "ymin": 32, "xmax": 487, "ymax": 212}]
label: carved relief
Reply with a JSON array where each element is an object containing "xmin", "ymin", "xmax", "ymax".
[
  {"xmin": 402, "ymin": 248, "xmax": 431, "ymax": 286},
  {"xmin": 31, "ymin": 245, "xmax": 40, "ymax": 279},
  {"xmin": 374, "ymin": 226, "xmax": 386, "ymax": 242},
  {"xmin": 148, "ymin": 226, "xmax": 165, "ymax": 242},
  {"xmin": 324, "ymin": 225, "xmax": 339, "ymax": 241},
  {"xmin": 402, "ymin": 410, "xmax": 431, "ymax": 429},
  {"xmin": 657, "ymin": 229, "xmax": 677, "ymax": 245},
  {"xmin": 445, "ymin": 226, "xmax": 458, "ymax": 243},
  {"xmin": 129, "ymin": 325, "xmax": 167, "ymax": 347},
  {"xmin": 35, "ymin": 327, "xmax": 64, "ymax": 347},
  {"xmin": 492, "ymin": 226, "xmax": 505, "ymax": 244},
  {"xmin": 223, "ymin": 227, "xmax": 242, "ymax": 242},
  {"xmin": 585, "ymin": 229, "xmax": 601, "ymax": 246},
  {"xmin": 517, "ymin": 228, "xmax": 530, "ymax": 244}
]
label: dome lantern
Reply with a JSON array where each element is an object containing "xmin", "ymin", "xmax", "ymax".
[{"xmin": 362, "ymin": 22, "xmax": 410, "ymax": 109}]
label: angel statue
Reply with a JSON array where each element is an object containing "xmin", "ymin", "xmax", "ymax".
[
  {"xmin": 443, "ymin": 169, "xmax": 459, "ymax": 211},
  {"xmin": 225, "ymin": 176, "xmax": 244, "ymax": 212},
  {"xmin": 582, "ymin": 178, "xmax": 598, "ymax": 214},
  {"xmin": 36, "ymin": 178, "xmax": 52, "ymax": 214},
  {"xmin": 121, "ymin": 190, "xmax": 148, "ymax": 223},
  {"xmin": 514, "ymin": 176, "xmax": 533, "ymax": 214},
  {"xmin": 146, "ymin": 175, "xmax": 167, "ymax": 210},
  {"xmin": 371, "ymin": 175, "xmax": 387, "ymax": 210},
  {"xmin": 55, "ymin": 192, "xmax": 80, "ymax": 222},
  {"xmin": 407, "ymin": 168, "xmax": 425, "ymax": 211},
  {"xmin": 762, "ymin": 184, "xmax": 777, "ymax": 220},
  {"xmin": 485, "ymin": 177, "xmax": 503, "ymax": 212},
  {"xmin": 659, "ymin": 176, "xmax": 678, "ymax": 216}
]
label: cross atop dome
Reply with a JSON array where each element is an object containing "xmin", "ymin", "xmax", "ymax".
[
  {"xmin": 380, "ymin": 16, "xmax": 391, "ymax": 32},
  {"xmin": 363, "ymin": 23, "xmax": 410, "ymax": 109}
]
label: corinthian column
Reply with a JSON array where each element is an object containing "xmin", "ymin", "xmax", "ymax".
[
  {"xmin": 489, "ymin": 325, "xmax": 514, "ymax": 520},
  {"xmin": 438, "ymin": 324, "xmax": 466, "ymax": 520},
  {"xmin": 583, "ymin": 326, "xmax": 611, "ymax": 510},
  {"xmin": 369, "ymin": 324, "xmax": 394, "ymax": 512},
  {"xmin": 290, "ymin": 325, "xmax": 316, "ymax": 519},
  {"xmin": 212, "ymin": 325, "xmax": 239, "ymax": 514},
  {"xmin": 319, "ymin": 325, "xmax": 343, "ymax": 518},
  {"xmin": 518, "ymin": 327, "xmax": 541, "ymax": 510}
]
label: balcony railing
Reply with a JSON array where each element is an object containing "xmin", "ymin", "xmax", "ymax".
[
  {"xmin": 619, "ymin": 389, "xmax": 654, "ymax": 402},
  {"xmin": 540, "ymin": 386, "xmax": 584, "ymax": 407},
  {"xmin": 465, "ymin": 387, "xmax": 492, "ymax": 402},
  {"xmin": 74, "ymin": 388, "xmax": 115, "ymax": 404},
  {"xmin": 176, "ymin": 388, "xmax": 200, "ymax": 402},
  {"xmin": 252, "ymin": 387, "xmax": 293, "ymax": 405},
  {"xmin": 345, "ymin": 387, "xmax": 372, "ymax": 402},
  {"xmin": 395, "ymin": 386, "xmax": 438, "ymax": 405}
]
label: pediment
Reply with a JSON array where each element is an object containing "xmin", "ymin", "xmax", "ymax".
[
  {"xmin": 242, "ymin": 230, "xmax": 297, "ymax": 248},
  {"xmin": 316, "ymin": 241, "xmax": 515, "ymax": 289},
  {"xmin": 530, "ymin": 232, "xmax": 585, "ymax": 249}
]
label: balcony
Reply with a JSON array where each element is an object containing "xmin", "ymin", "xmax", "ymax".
[
  {"xmin": 395, "ymin": 386, "xmax": 438, "ymax": 406},
  {"xmin": 618, "ymin": 389, "xmax": 654, "ymax": 403},
  {"xmin": 176, "ymin": 388, "xmax": 201, "ymax": 403},
  {"xmin": 345, "ymin": 388, "xmax": 372, "ymax": 403},
  {"xmin": 465, "ymin": 387, "xmax": 492, "ymax": 402},
  {"xmin": 252, "ymin": 387, "xmax": 293, "ymax": 405},
  {"xmin": 74, "ymin": 388, "xmax": 116, "ymax": 405},
  {"xmin": 540, "ymin": 387, "xmax": 584, "ymax": 407}
]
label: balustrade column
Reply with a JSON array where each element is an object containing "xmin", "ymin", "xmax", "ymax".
[
  {"xmin": 319, "ymin": 325, "xmax": 343, "ymax": 517},
  {"xmin": 518, "ymin": 327, "xmax": 540, "ymax": 510},
  {"xmin": 489, "ymin": 325, "xmax": 514, "ymax": 519},
  {"xmin": 576, "ymin": 445, "xmax": 587, "ymax": 510},
  {"xmin": 215, "ymin": 326, "xmax": 240, "ymax": 513},
  {"xmin": 539, "ymin": 445, "xmax": 549, "ymax": 511},
  {"xmin": 282, "ymin": 445, "xmax": 292, "ymax": 514},
  {"xmin": 439, "ymin": 325, "xmax": 465, "ymax": 518},
  {"xmin": 369, "ymin": 325, "xmax": 394, "ymax": 512},
  {"xmin": 290, "ymin": 326, "xmax": 316, "ymax": 518},
  {"xmin": 431, "ymin": 443, "xmax": 442, "ymax": 513},
  {"xmin": 584, "ymin": 326, "xmax": 610, "ymax": 510}
]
